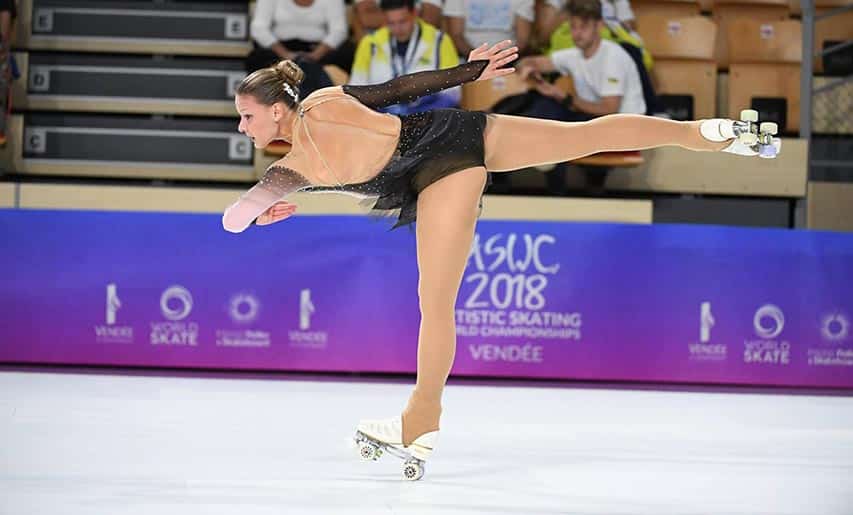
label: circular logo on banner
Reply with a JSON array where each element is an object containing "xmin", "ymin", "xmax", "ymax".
[
  {"xmin": 752, "ymin": 304, "xmax": 785, "ymax": 340},
  {"xmin": 229, "ymin": 293, "xmax": 260, "ymax": 324},
  {"xmin": 754, "ymin": 304, "xmax": 785, "ymax": 339},
  {"xmin": 161, "ymin": 285, "xmax": 194, "ymax": 321},
  {"xmin": 821, "ymin": 313, "xmax": 849, "ymax": 342}
]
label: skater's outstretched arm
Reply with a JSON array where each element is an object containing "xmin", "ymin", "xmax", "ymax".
[
  {"xmin": 341, "ymin": 40, "xmax": 518, "ymax": 109},
  {"xmin": 222, "ymin": 163, "xmax": 310, "ymax": 233}
]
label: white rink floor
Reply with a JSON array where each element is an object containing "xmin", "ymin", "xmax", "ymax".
[{"xmin": 1, "ymin": 370, "xmax": 852, "ymax": 515}]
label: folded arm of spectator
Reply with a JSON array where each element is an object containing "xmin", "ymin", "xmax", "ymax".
[{"xmin": 517, "ymin": 55, "xmax": 557, "ymax": 80}]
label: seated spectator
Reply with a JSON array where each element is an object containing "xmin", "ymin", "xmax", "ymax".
[
  {"xmin": 350, "ymin": 0, "xmax": 460, "ymax": 115},
  {"xmin": 248, "ymin": 0, "xmax": 354, "ymax": 96},
  {"xmin": 443, "ymin": 0, "xmax": 534, "ymax": 57},
  {"xmin": 540, "ymin": 0, "xmax": 652, "ymax": 70},
  {"xmin": 516, "ymin": 0, "xmax": 648, "ymax": 194},
  {"xmin": 354, "ymin": 0, "xmax": 444, "ymax": 34},
  {"xmin": 518, "ymin": 0, "xmax": 646, "ymax": 120}
]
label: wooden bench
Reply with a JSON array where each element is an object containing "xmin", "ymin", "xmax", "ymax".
[{"xmin": 573, "ymin": 151, "xmax": 645, "ymax": 167}]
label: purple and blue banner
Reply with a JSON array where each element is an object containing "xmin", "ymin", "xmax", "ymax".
[{"xmin": 2, "ymin": 209, "xmax": 852, "ymax": 388}]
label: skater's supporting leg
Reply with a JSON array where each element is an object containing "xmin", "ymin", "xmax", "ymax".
[
  {"xmin": 403, "ymin": 166, "xmax": 487, "ymax": 446},
  {"xmin": 483, "ymin": 113, "xmax": 730, "ymax": 172}
]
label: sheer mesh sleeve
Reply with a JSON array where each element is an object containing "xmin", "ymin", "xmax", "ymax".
[
  {"xmin": 222, "ymin": 165, "xmax": 310, "ymax": 233},
  {"xmin": 342, "ymin": 60, "xmax": 489, "ymax": 109}
]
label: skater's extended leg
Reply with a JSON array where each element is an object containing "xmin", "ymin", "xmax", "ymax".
[
  {"xmin": 483, "ymin": 113, "xmax": 731, "ymax": 172},
  {"xmin": 402, "ymin": 166, "xmax": 487, "ymax": 446}
]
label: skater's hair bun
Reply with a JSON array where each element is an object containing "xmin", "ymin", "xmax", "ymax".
[
  {"xmin": 236, "ymin": 59, "xmax": 304, "ymax": 109},
  {"xmin": 275, "ymin": 60, "xmax": 305, "ymax": 86}
]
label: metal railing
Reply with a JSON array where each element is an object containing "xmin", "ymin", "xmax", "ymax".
[{"xmin": 797, "ymin": 0, "xmax": 853, "ymax": 227}]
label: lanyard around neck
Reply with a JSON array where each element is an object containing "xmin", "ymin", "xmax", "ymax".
[{"xmin": 390, "ymin": 23, "xmax": 421, "ymax": 78}]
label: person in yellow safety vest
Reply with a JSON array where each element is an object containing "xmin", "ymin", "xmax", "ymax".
[{"xmin": 349, "ymin": 0, "xmax": 461, "ymax": 115}]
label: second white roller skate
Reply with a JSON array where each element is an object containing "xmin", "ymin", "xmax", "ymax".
[{"xmin": 353, "ymin": 416, "xmax": 439, "ymax": 481}]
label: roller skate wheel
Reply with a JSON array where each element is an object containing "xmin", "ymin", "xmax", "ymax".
[
  {"xmin": 759, "ymin": 122, "xmax": 778, "ymax": 135},
  {"xmin": 738, "ymin": 132, "xmax": 758, "ymax": 146},
  {"xmin": 403, "ymin": 460, "xmax": 424, "ymax": 481},
  {"xmin": 740, "ymin": 109, "xmax": 758, "ymax": 122},
  {"xmin": 759, "ymin": 144, "xmax": 778, "ymax": 159},
  {"xmin": 358, "ymin": 441, "xmax": 378, "ymax": 461}
]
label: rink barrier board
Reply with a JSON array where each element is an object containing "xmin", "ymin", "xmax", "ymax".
[
  {"xmin": 1, "ymin": 208, "xmax": 852, "ymax": 389},
  {"xmin": 9, "ymin": 183, "xmax": 655, "ymax": 223}
]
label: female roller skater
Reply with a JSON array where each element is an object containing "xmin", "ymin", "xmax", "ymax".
[{"xmin": 222, "ymin": 39, "xmax": 781, "ymax": 480}]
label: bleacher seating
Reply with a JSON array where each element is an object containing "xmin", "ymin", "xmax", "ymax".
[
  {"xmin": 13, "ymin": 51, "xmax": 247, "ymax": 117},
  {"xmin": 5, "ymin": 0, "xmax": 256, "ymax": 182},
  {"xmin": 460, "ymin": 73, "xmax": 530, "ymax": 112},
  {"xmin": 727, "ymin": 18, "xmax": 802, "ymax": 133},
  {"xmin": 637, "ymin": 15, "xmax": 718, "ymax": 120},
  {"xmin": 17, "ymin": 0, "xmax": 251, "ymax": 57},
  {"xmin": 712, "ymin": 0, "xmax": 790, "ymax": 69},
  {"xmin": 814, "ymin": 0, "xmax": 853, "ymax": 74},
  {"xmin": 2, "ymin": 113, "xmax": 254, "ymax": 181},
  {"xmin": 631, "ymin": 0, "xmax": 702, "ymax": 20}
]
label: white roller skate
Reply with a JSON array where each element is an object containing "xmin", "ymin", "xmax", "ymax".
[
  {"xmin": 353, "ymin": 416, "xmax": 439, "ymax": 481},
  {"xmin": 700, "ymin": 109, "xmax": 782, "ymax": 158}
]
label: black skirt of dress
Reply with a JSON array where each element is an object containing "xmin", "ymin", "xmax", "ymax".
[{"xmin": 301, "ymin": 108, "xmax": 491, "ymax": 229}]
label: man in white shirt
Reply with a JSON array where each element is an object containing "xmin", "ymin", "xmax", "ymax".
[
  {"xmin": 512, "ymin": 0, "xmax": 645, "ymax": 195},
  {"xmin": 517, "ymin": 0, "xmax": 645, "ymax": 117},
  {"xmin": 443, "ymin": 0, "xmax": 534, "ymax": 57}
]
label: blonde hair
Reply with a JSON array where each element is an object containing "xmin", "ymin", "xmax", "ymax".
[{"xmin": 237, "ymin": 60, "xmax": 304, "ymax": 108}]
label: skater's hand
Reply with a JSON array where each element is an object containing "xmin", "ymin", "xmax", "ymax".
[
  {"xmin": 255, "ymin": 201, "xmax": 297, "ymax": 225},
  {"xmin": 469, "ymin": 40, "xmax": 518, "ymax": 82}
]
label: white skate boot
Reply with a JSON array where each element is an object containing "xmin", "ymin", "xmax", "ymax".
[
  {"xmin": 700, "ymin": 109, "xmax": 782, "ymax": 158},
  {"xmin": 354, "ymin": 416, "xmax": 439, "ymax": 481}
]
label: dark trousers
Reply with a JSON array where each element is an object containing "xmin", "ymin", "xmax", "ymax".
[
  {"xmin": 518, "ymin": 93, "xmax": 594, "ymax": 123},
  {"xmin": 246, "ymin": 39, "xmax": 356, "ymax": 97}
]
